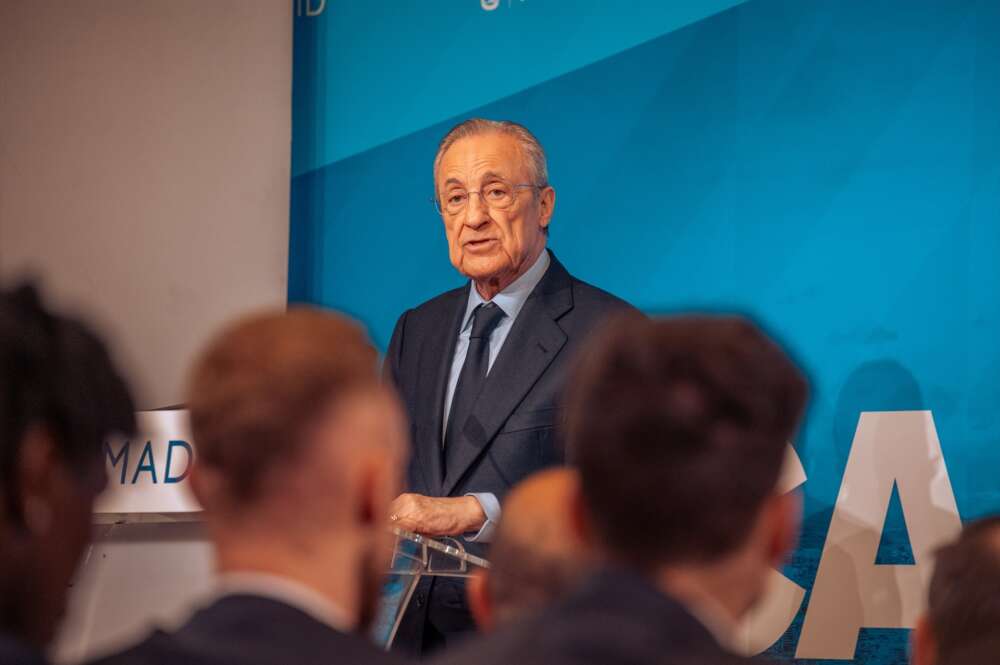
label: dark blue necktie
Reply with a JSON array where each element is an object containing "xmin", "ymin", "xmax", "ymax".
[{"xmin": 443, "ymin": 302, "xmax": 506, "ymax": 475}]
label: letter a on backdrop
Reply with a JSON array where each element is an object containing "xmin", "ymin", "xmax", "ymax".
[{"xmin": 797, "ymin": 411, "xmax": 962, "ymax": 660}]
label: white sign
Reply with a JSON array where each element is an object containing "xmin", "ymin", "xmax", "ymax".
[{"xmin": 94, "ymin": 409, "xmax": 201, "ymax": 519}]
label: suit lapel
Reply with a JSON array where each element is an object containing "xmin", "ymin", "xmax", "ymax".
[
  {"xmin": 415, "ymin": 285, "xmax": 468, "ymax": 494},
  {"xmin": 441, "ymin": 255, "xmax": 573, "ymax": 495}
]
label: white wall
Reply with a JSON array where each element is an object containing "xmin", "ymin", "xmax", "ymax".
[
  {"xmin": 0, "ymin": 0, "xmax": 292, "ymax": 409},
  {"xmin": 57, "ymin": 521, "xmax": 215, "ymax": 663},
  {"xmin": 0, "ymin": 2, "xmax": 292, "ymax": 661}
]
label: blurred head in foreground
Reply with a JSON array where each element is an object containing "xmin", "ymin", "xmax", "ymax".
[
  {"xmin": 566, "ymin": 313, "xmax": 808, "ymax": 632},
  {"xmin": 467, "ymin": 468, "xmax": 596, "ymax": 631},
  {"xmin": 186, "ymin": 308, "xmax": 408, "ymax": 632},
  {"xmin": 912, "ymin": 516, "xmax": 1000, "ymax": 665},
  {"xmin": 0, "ymin": 283, "xmax": 135, "ymax": 650}
]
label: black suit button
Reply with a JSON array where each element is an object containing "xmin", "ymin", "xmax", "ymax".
[{"xmin": 415, "ymin": 592, "xmax": 425, "ymax": 608}]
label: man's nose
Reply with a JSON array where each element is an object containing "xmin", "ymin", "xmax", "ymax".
[{"xmin": 464, "ymin": 192, "xmax": 491, "ymax": 228}]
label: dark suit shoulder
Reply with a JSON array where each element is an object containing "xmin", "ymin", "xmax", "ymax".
[
  {"xmin": 432, "ymin": 570, "xmax": 750, "ymax": 665},
  {"xmin": 0, "ymin": 635, "xmax": 48, "ymax": 665},
  {"xmin": 91, "ymin": 633, "xmax": 405, "ymax": 665},
  {"xmin": 87, "ymin": 596, "xmax": 406, "ymax": 665},
  {"xmin": 403, "ymin": 285, "xmax": 467, "ymax": 323},
  {"xmin": 87, "ymin": 630, "xmax": 178, "ymax": 665},
  {"xmin": 568, "ymin": 275, "xmax": 637, "ymax": 315},
  {"xmin": 384, "ymin": 284, "xmax": 466, "ymax": 383},
  {"xmin": 432, "ymin": 617, "xmax": 757, "ymax": 665}
]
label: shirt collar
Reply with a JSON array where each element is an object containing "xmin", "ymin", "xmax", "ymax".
[
  {"xmin": 213, "ymin": 572, "xmax": 354, "ymax": 634},
  {"xmin": 461, "ymin": 249, "xmax": 551, "ymax": 332}
]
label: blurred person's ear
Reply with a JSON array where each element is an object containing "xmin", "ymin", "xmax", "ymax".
[
  {"xmin": 355, "ymin": 462, "xmax": 383, "ymax": 528},
  {"xmin": 349, "ymin": 389, "xmax": 409, "ymax": 580},
  {"xmin": 361, "ymin": 454, "xmax": 402, "ymax": 569},
  {"xmin": 467, "ymin": 569, "xmax": 494, "ymax": 632},
  {"xmin": 567, "ymin": 472, "xmax": 596, "ymax": 549},
  {"xmin": 911, "ymin": 614, "xmax": 937, "ymax": 665},
  {"xmin": 361, "ymin": 392, "xmax": 408, "ymax": 528},
  {"xmin": 15, "ymin": 426, "xmax": 106, "ymax": 646},
  {"xmin": 17, "ymin": 427, "xmax": 58, "ymax": 536},
  {"xmin": 764, "ymin": 491, "xmax": 802, "ymax": 568},
  {"xmin": 187, "ymin": 461, "xmax": 222, "ymax": 515}
]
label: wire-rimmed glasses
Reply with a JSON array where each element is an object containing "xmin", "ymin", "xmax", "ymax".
[{"xmin": 433, "ymin": 181, "xmax": 543, "ymax": 215}]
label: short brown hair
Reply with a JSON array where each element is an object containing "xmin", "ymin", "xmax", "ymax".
[
  {"xmin": 927, "ymin": 516, "xmax": 1000, "ymax": 660},
  {"xmin": 566, "ymin": 314, "xmax": 808, "ymax": 570},
  {"xmin": 187, "ymin": 307, "xmax": 378, "ymax": 502}
]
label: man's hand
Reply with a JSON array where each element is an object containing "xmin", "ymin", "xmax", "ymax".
[{"xmin": 389, "ymin": 493, "xmax": 486, "ymax": 536}]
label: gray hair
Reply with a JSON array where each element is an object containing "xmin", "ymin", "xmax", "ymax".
[{"xmin": 433, "ymin": 118, "xmax": 549, "ymax": 188}]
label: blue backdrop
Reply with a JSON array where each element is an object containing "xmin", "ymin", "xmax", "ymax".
[{"xmin": 290, "ymin": 1, "xmax": 1000, "ymax": 662}]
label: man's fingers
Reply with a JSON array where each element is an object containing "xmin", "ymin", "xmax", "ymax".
[{"xmin": 388, "ymin": 494, "xmax": 458, "ymax": 535}]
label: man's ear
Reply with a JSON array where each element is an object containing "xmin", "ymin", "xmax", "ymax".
[
  {"xmin": 17, "ymin": 427, "xmax": 58, "ymax": 534},
  {"xmin": 188, "ymin": 462, "xmax": 204, "ymax": 507},
  {"xmin": 188, "ymin": 463, "xmax": 223, "ymax": 516},
  {"xmin": 767, "ymin": 491, "xmax": 802, "ymax": 568},
  {"xmin": 466, "ymin": 569, "xmax": 494, "ymax": 632},
  {"xmin": 362, "ymin": 448, "xmax": 400, "ymax": 529},
  {"xmin": 567, "ymin": 473, "xmax": 595, "ymax": 549},
  {"xmin": 538, "ymin": 186, "xmax": 555, "ymax": 230},
  {"xmin": 341, "ymin": 459, "xmax": 376, "ymax": 529},
  {"xmin": 912, "ymin": 614, "xmax": 937, "ymax": 665}
]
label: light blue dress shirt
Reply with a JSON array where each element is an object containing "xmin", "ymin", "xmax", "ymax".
[{"xmin": 445, "ymin": 249, "xmax": 551, "ymax": 543}]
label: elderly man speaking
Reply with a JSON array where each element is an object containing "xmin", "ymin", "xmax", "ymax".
[{"xmin": 384, "ymin": 118, "xmax": 634, "ymax": 657}]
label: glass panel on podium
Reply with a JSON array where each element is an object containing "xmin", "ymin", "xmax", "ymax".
[{"xmin": 373, "ymin": 527, "xmax": 490, "ymax": 649}]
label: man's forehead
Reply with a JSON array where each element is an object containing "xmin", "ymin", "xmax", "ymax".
[{"xmin": 438, "ymin": 133, "xmax": 527, "ymax": 181}]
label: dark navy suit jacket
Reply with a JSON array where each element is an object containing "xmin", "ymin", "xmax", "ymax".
[
  {"xmin": 0, "ymin": 635, "xmax": 46, "ymax": 665},
  {"xmin": 384, "ymin": 252, "xmax": 634, "ymax": 656},
  {"xmin": 87, "ymin": 595, "xmax": 405, "ymax": 665},
  {"xmin": 431, "ymin": 569, "xmax": 770, "ymax": 665}
]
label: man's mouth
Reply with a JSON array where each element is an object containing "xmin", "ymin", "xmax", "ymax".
[{"xmin": 464, "ymin": 238, "xmax": 498, "ymax": 252}]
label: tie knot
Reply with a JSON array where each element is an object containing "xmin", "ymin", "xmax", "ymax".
[{"xmin": 470, "ymin": 302, "xmax": 506, "ymax": 339}]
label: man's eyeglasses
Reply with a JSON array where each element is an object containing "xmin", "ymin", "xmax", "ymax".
[{"xmin": 433, "ymin": 181, "xmax": 543, "ymax": 215}]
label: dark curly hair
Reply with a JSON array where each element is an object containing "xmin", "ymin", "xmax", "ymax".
[{"xmin": 0, "ymin": 282, "xmax": 136, "ymax": 527}]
